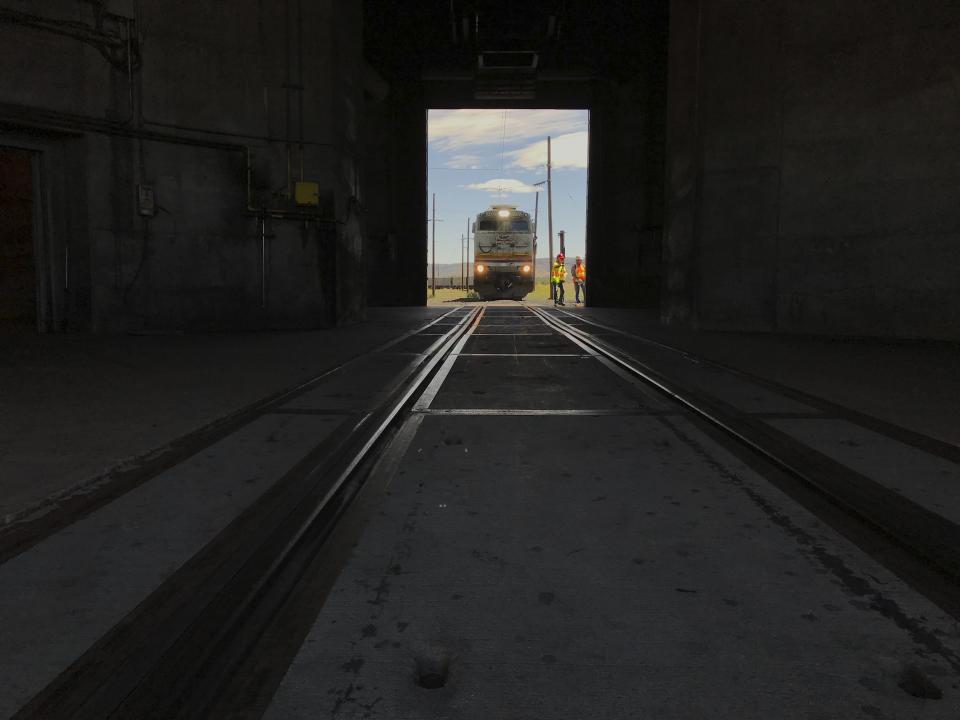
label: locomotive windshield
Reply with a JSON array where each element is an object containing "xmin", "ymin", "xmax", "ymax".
[{"xmin": 475, "ymin": 217, "xmax": 531, "ymax": 233}]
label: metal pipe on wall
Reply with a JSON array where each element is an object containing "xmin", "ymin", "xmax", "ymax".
[
  {"xmin": 260, "ymin": 215, "xmax": 267, "ymax": 308},
  {"xmin": 0, "ymin": 6, "xmax": 125, "ymax": 51},
  {"xmin": 297, "ymin": 0, "xmax": 305, "ymax": 184},
  {"xmin": 123, "ymin": 17, "xmax": 135, "ymax": 122},
  {"xmin": 284, "ymin": 0, "xmax": 292, "ymax": 199},
  {"xmin": 16, "ymin": 0, "xmax": 335, "ymax": 150}
]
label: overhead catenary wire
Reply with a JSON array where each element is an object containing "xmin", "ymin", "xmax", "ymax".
[{"xmin": 496, "ymin": 109, "xmax": 508, "ymax": 196}]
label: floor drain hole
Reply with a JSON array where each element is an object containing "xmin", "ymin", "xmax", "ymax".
[
  {"xmin": 418, "ymin": 671, "xmax": 446, "ymax": 689},
  {"xmin": 898, "ymin": 664, "xmax": 942, "ymax": 700},
  {"xmin": 414, "ymin": 654, "xmax": 450, "ymax": 690}
]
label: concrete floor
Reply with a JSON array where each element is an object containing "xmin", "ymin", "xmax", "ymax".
[
  {"xmin": 0, "ymin": 308, "xmax": 463, "ymax": 717},
  {"xmin": 0, "ymin": 308, "xmax": 449, "ymax": 525},
  {"xmin": 2, "ymin": 303, "xmax": 958, "ymax": 718},
  {"xmin": 266, "ymin": 418, "xmax": 960, "ymax": 719},
  {"xmin": 264, "ymin": 307, "xmax": 960, "ymax": 719},
  {"xmin": 563, "ymin": 307, "xmax": 960, "ymax": 448}
]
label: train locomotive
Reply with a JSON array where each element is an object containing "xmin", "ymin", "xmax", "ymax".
[{"xmin": 472, "ymin": 205, "xmax": 535, "ymax": 301}]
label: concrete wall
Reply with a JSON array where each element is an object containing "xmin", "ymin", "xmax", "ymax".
[
  {"xmin": 666, "ymin": 0, "xmax": 960, "ymax": 340},
  {"xmin": 0, "ymin": 0, "xmax": 367, "ymax": 331},
  {"xmin": 362, "ymin": 80, "xmax": 427, "ymax": 307},
  {"xmin": 0, "ymin": 148, "xmax": 35, "ymax": 325},
  {"xmin": 587, "ymin": 77, "xmax": 666, "ymax": 308}
]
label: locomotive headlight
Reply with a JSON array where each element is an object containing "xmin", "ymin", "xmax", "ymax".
[
  {"xmin": 522, "ymin": 264, "xmax": 531, "ymax": 273},
  {"xmin": 476, "ymin": 264, "xmax": 485, "ymax": 273},
  {"xmin": 497, "ymin": 209, "xmax": 509, "ymax": 217}
]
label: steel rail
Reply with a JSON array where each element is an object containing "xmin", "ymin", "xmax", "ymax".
[
  {"xmin": 0, "ymin": 308, "xmax": 462, "ymax": 564},
  {"xmin": 529, "ymin": 306, "xmax": 960, "ymax": 586},
  {"xmin": 14, "ymin": 307, "xmax": 481, "ymax": 720},
  {"xmin": 118, "ymin": 306, "xmax": 486, "ymax": 719},
  {"xmin": 553, "ymin": 307, "xmax": 960, "ymax": 463}
]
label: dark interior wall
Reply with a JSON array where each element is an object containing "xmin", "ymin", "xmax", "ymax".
[
  {"xmin": 0, "ymin": 0, "xmax": 368, "ymax": 332},
  {"xmin": 666, "ymin": 0, "xmax": 960, "ymax": 340},
  {"xmin": 0, "ymin": 148, "xmax": 35, "ymax": 326},
  {"xmin": 587, "ymin": 80, "xmax": 666, "ymax": 308},
  {"xmin": 362, "ymin": 81, "xmax": 427, "ymax": 307},
  {"xmin": 359, "ymin": 88, "xmax": 394, "ymax": 307},
  {"xmin": 584, "ymin": 2, "xmax": 669, "ymax": 309}
]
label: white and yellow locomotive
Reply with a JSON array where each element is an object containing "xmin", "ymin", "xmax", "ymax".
[{"xmin": 472, "ymin": 205, "xmax": 535, "ymax": 301}]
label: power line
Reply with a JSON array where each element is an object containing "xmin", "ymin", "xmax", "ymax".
[
  {"xmin": 496, "ymin": 109, "xmax": 508, "ymax": 195},
  {"xmin": 427, "ymin": 167, "xmax": 502, "ymax": 171},
  {"xmin": 498, "ymin": 110, "xmax": 508, "ymax": 174}
]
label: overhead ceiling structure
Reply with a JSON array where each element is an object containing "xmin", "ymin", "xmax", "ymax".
[{"xmin": 364, "ymin": 0, "xmax": 663, "ymax": 100}]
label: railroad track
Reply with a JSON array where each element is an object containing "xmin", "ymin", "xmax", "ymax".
[
  {"xmin": 11, "ymin": 302, "xmax": 960, "ymax": 718},
  {"xmin": 0, "ymin": 307, "xmax": 468, "ymax": 565},
  {"xmin": 13, "ymin": 307, "xmax": 484, "ymax": 720},
  {"xmin": 530, "ymin": 305, "xmax": 960, "ymax": 610}
]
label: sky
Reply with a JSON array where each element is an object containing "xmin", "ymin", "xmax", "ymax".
[{"xmin": 427, "ymin": 109, "xmax": 589, "ymax": 266}]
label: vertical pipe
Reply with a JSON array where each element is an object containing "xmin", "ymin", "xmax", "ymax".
[
  {"xmin": 547, "ymin": 135, "xmax": 553, "ymax": 297},
  {"xmin": 284, "ymin": 0, "xmax": 292, "ymax": 199},
  {"xmin": 460, "ymin": 233, "xmax": 464, "ymax": 289},
  {"xmin": 125, "ymin": 19, "xmax": 134, "ymax": 122},
  {"xmin": 431, "ymin": 193, "xmax": 436, "ymax": 298},
  {"xmin": 260, "ymin": 216, "xmax": 267, "ymax": 309},
  {"xmin": 297, "ymin": 0, "xmax": 304, "ymax": 183}
]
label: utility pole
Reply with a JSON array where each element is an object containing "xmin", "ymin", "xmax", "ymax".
[
  {"xmin": 466, "ymin": 217, "xmax": 471, "ymax": 290},
  {"xmin": 547, "ymin": 135, "xmax": 554, "ymax": 299},
  {"xmin": 533, "ymin": 191, "xmax": 539, "ymax": 241},
  {"xmin": 460, "ymin": 233, "xmax": 465, "ymax": 289},
  {"xmin": 559, "ymin": 230, "xmax": 566, "ymax": 256},
  {"xmin": 532, "ymin": 179, "xmax": 545, "ymax": 284},
  {"xmin": 431, "ymin": 193, "xmax": 436, "ymax": 298}
]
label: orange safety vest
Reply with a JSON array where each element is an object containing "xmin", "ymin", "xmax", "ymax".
[{"xmin": 574, "ymin": 262, "xmax": 586, "ymax": 282}]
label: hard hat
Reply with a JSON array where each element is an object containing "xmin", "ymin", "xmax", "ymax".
[
  {"xmin": 576, "ymin": 256, "xmax": 582, "ymax": 261},
  {"xmin": 557, "ymin": 253, "xmax": 565, "ymax": 261}
]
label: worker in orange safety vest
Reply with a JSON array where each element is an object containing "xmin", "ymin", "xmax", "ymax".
[{"xmin": 572, "ymin": 256, "xmax": 586, "ymax": 304}]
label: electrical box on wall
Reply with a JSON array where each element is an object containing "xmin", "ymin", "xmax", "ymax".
[
  {"xmin": 294, "ymin": 181, "xmax": 320, "ymax": 206},
  {"xmin": 137, "ymin": 184, "xmax": 156, "ymax": 217}
]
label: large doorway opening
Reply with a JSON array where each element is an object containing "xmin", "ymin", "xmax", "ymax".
[
  {"xmin": 426, "ymin": 109, "xmax": 589, "ymax": 306},
  {"xmin": 0, "ymin": 147, "xmax": 37, "ymax": 330}
]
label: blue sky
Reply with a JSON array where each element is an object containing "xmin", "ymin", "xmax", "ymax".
[{"xmin": 427, "ymin": 109, "xmax": 589, "ymax": 265}]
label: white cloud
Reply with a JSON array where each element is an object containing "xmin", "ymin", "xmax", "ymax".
[
  {"xmin": 504, "ymin": 131, "xmax": 589, "ymax": 170},
  {"xmin": 446, "ymin": 154, "xmax": 484, "ymax": 169},
  {"xmin": 466, "ymin": 178, "xmax": 544, "ymax": 195},
  {"xmin": 429, "ymin": 109, "xmax": 587, "ymax": 152}
]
